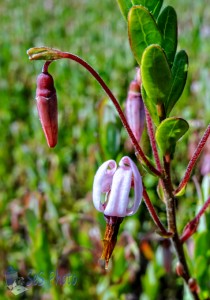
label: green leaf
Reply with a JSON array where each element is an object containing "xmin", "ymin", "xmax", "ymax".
[
  {"xmin": 105, "ymin": 122, "xmax": 121, "ymax": 158},
  {"xmin": 155, "ymin": 117, "xmax": 189, "ymax": 157},
  {"xmin": 141, "ymin": 44, "xmax": 172, "ymax": 106},
  {"xmin": 128, "ymin": 6, "xmax": 162, "ymax": 65},
  {"xmin": 116, "ymin": 0, "xmax": 132, "ymax": 20},
  {"xmin": 131, "ymin": 0, "xmax": 164, "ymax": 19},
  {"xmin": 166, "ymin": 50, "xmax": 189, "ymax": 115},
  {"xmin": 25, "ymin": 209, "xmax": 38, "ymax": 240},
  {"xmin": 157, "ymin": 6, "xmax": 177, "ymax": 66},
  {"xmin": 141, "ymin": 86, "xmax": 159, "ymax": 126}
]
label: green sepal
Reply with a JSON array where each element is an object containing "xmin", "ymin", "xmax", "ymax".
[
  {"xmin": 166, "ymin": 50, "xmax": 189, "ymax": 115},
  {"xmin": 155, "ymin": 117, "xmax": 189, "ymax": 157},
  {"xmin": 27, "ymin": 47, "xmax": 63, "ymax": 60},
  {"xmin": 157, "ymin": 6, "xmax": 177, "ymax": 66},
  {"xmin": 175, "ymin": 185, "xmax": 186, "ymax": 197},
  {"xmin": 128, "ymin": 6, "xmax": 162, "ymax": 65}
]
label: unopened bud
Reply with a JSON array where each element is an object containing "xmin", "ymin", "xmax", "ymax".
[
  {"xmin": 176, "ymin": 261, "xmax": 184, "ymax": 277},
  {"xmin": 36, "ymin": 71, "xmax": 58, "ymax": 148},
  {"xmin": 125, "ymin": 80, "xmax": 145, "ymax": 143},
  {"xmin": 188, "ymin": 278, "xmax": 199, "ymax": 293}
]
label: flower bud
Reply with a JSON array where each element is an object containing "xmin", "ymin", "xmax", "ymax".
[
  {"xmin": 180, "ymin": 217, "xmax": 199, "ymax": 243},
  {"xmin": 125, "ymin": 80, "xmax": 145, "ymax": 143},
  {"xmin": 36, "ymin": 71, "xmax": 58, "ymax": 147},
  {"xmin": 176, "ymin": 261, "xmax": 184, "ymax": 277}
]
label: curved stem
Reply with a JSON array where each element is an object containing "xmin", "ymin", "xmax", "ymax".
[
  {"xmin": 54, "ymin": 52, "xmax": 161, "ymax": 177},
  {"xmin": 42, "ymin": 60, "xmax": 52, "ymax": 73},
  {"xmin": 143, "ymin": 188, "xmax": 171, "ymax": 237},
  {"xmin": 175, "ymin": 124, "xmax": 210, "ymax": 195}
]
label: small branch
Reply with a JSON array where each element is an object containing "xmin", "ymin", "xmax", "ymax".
[
  {"xmin": 145, "ymin": 108, "xmax": 163, "ymax": 172},
  {"xmin": 163, "ymin": 155, "xmax": 176, "ymax": 234},
  {"xmin": 197, "ymin": 195, "xmax": 210, "ymax": 219},
  {"xmin": 38, "ymin": 51, "xmax": 161, "ymax": 177},
  {"xmin": 175, "ymin": 125, "xmax": 210, "ymax": 195},
  {"xmin": 143, "ymin": 188, "xmax": 172, "ymax": 237},
  {"xmin": 61, "ymin": 52, "xmax": 162, "ymax": 177},
  {"xmin": 180, "ymin": 195, "xmax": 210, "ymax": 243}
]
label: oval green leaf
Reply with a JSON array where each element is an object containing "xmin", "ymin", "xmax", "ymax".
[
  {"xmin": 116, "ymin": 0, "xmax": 132, "ymax": 20},
  {"xmin": 128, "ymin": 6, "xmax": 162, "ymax": 65},
  {"xmin": 157, "ymin": 6, "xmax": 177, "ymax": 66},
  {"xmin": 141, "ymin": 44, "xmax": 172, "ymax": 105},
  {"xmin": 132, "ymin": 0, "xmax": 164, "ymax": 19},
  {"xmin": 155, "ymin": 117, "xmax": 189, "ymax": 157},
  {"xmin": 166, "ymin": 50, "xmax": 189, "ymax": 115},
  {"xmin": 141, "ymin": 86, "xmax": 160, "ymax": 126}
]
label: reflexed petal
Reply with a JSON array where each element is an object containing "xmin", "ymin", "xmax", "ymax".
[
  {"xmin": 104, "ymin": 166, "xmax": 132, "ymax": 217},
  {"xmin": 92, "ymin": 160, "xmax": 117, "ymax": 212},
  {"xmin": 120, "ymin": 156, "xmax": 143, "ymax": 216}
]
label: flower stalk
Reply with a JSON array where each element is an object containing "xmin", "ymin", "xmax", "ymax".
[
  {"xmin": 27, "ymin": 47, "xmax": 162, "ymax": 178},
  {"xmin": 175, "ymin": 124, "xmax": 210, "ymax": 195}
]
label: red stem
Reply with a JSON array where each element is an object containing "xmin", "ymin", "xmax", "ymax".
[
  {"xmin": 175, "ymin": 124, "xmax": 210, "ymax": 195},
  {"xmin": 145, "ymin": 108, "xmax": 162, "ymax": 172},
  {"xmin": 54, "ymin": 52, "xmax": 162, "ymax": 177},
  {"xmin": 143, "ymin": 188, "xmax": 171, "ymax": 237},
  {"xmin": 197, "ymin": 195, "xmax": 210, "ymax": 220},
  {"xmin": 42, "ymin": 61, "xmax": 52, "ymax": 73}
]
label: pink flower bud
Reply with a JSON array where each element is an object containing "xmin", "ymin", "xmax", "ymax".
[
  {"xmin": 93, "ymin": 156, "xmax": 142, "ymax": 217},
  {"xmin": 36, "ymin": 71, "xmax": 58, "ymax": 148},
  {"xmin": 125, "ymin": 80, "xmax": 145, "ymax": 143}
]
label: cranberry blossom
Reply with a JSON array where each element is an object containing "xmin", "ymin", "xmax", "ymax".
[{"xmin": 93, "ymin": 156, "xmax": 143, "ymax": 217}]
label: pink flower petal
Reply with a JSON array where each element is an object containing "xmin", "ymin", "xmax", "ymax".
[
  {"xmin": 120, "ymin": 156, "xmax": 143, "ymax": 216},
  {"xmin": 104, "ymin": 166, "xmax": 132, "ymax": 217},
  {"xmin": 92, "ymin": 160, "xmax": 117, "ymax": 212}
]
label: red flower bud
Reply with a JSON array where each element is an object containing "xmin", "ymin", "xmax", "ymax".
[{"xmin": 36, "ymin": 71, "xmax": 58, "ymax": 147}]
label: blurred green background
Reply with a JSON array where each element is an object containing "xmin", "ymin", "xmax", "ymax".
[{"xmin": 0, "ymin": 0, "xmax": 210, "ymax": 299}]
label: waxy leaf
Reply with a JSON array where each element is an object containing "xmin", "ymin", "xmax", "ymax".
[
  {"xmin": 132, "ymin": 0, "xmax": 164, "ymax": 19},
  {"xmin": 128, "ymin": 6, "xmax": 162, "ymax": 65},
  {"xmin": 116, "ymin": 0, "xmax": 132, "ymax": 20},
  {"xmin": 157, "ymin": 6, "xmax": 177, "ymax": 66},
  {"xmin": 166, "ymin": 50, "xmax": 189, "ymax": 115},
  {"xmin": 155, "ymin": 117, "xmax": 189, "ymax": 157},
  {"xmin": 141, "ymin": 44, "xmax": 172, "ymax": 106},
  {"xmin": 141, "ymin": 86, "xmax": 159, "ymax": 126}
]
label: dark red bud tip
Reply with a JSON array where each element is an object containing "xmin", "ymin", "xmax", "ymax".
[
  {"xmin": 129, "ymin": 80, "xmax": 140, "ymax": 94},
  {"xmin": 176, "ymin": 261, "xmax": 184, "ymax": 277},
  {"xmin": 36, "ymin": 71, "xmax": 58, "ymax": 148},
  {"xmin": 188, "ymin": 278, "xmax": 199, "ymax": 293}
]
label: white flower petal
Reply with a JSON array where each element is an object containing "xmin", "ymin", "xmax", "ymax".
[
  {"xmin": 104, "ymin": 166, "xmax": 132, "ymax": 217},
  {"xmin": 92, "ymin": 160, "xmax": 117, "ymax": 212},
  {"xmin": 119, "ymin": 156, "xmax": 143, "ymax": 216}
]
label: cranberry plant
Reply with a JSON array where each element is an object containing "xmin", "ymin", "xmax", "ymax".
[{"xmin": 27, "ymin": 0, "xmax": 210, "ymax": 299}]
